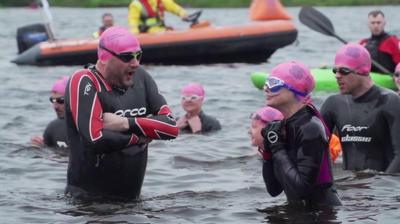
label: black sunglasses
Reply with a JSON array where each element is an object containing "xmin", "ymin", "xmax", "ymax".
[
  {"xmin": 49, "ymin": 96, "xmax": 64, "ymax": 104},
  {"xmin": 332, "ymin": 67, "xmax": 357, "ymax": 76},
  {"xmin": 99, "ymin": 43, "xmax": 142, "ymax": 63},
  {"xmin": 394, "ymin": 72, "xmax": 400, "ymax": 78}
]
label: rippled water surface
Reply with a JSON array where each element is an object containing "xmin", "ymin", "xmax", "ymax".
[{"xmin": 1, "ymin": 5, "xmax": 400, "ymax": 224}]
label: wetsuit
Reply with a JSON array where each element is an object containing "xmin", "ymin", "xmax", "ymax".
[
  {"xmin": 43, "ymin": 118, "xmax": 68, "ymax": 149},
  {"xmin": 262, "ymin": 106, "xmax": 341, "ymax": 206},
  {"xmin": 360, "ymin": 32, "xmax": 400, "ymax": 73},
  {"xmin": 179, "ymin": 111, "xmax": 221, "ymax": 134},
  {"xmin": 64, "ymin": 65, "xmax": 178, "ymax": 199},
  {"xmin": 321, "ymin": 85, "xmax": 400, "ymax": 173}
]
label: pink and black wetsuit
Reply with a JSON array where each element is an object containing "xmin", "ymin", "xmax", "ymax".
[
  {"xmin": 262, "ymin": 106, "xmax": 341, "ymax": 206},
  {"xmin": 64, "ymin": 65, "xmax": 178, "ymax": 199}
]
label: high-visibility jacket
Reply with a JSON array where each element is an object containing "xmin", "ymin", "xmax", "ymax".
[{"xmin": 128, "ymin": 0, "xmax": 187, "ymax": 34}]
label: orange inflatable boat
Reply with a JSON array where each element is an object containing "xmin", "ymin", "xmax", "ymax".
[{"xmin": 12, "ymin": 0, "xmax": 297, "ymax": 66}]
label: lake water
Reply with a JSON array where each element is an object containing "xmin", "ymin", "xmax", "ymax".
[{"xmin": 1, "ymin": 5, "xmax": 400, "ymax": 224}]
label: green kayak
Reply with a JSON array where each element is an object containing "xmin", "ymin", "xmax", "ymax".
[{"xmin": 251, "ymin": 68, "xmax": 396, "ymax": 91}]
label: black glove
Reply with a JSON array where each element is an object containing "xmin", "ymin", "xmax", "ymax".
[{"xmin": 261, "ymin": 120, "xmax": 286, "ymax": 154}]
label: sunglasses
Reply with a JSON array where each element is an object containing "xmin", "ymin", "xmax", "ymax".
[
  {"xmin": 99, "ymin": 43, "xmax": 142, "ymax": 63},
  {"xmin": 332, "ymin": 67, "xmax": 358, "ymax": 76},
  {"xmin": 181, "ymin": 95, "xmax": 201, "ymax": 101},
  {"xmin": 264, "ymin": 77, "xmax": 307, "ymax": 97},
  {"xmin": 394, "ymin": 72, "xmax": 400, "ymax": 78},
  {"xmin": 49, "ymin": 96, "xmax": 64, "ymax": 104}
]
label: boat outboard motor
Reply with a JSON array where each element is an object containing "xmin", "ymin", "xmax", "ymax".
[{"xmin": 16, "ymin": 23, "xmax": 49, "ymax": 54}]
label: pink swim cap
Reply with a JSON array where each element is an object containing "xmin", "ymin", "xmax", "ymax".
[
  {"xmin": 51, "ymin": 76, "xmax": 69, "ymax": 95},
  {"xmin": 395, "ymin": 63, "xmax": 400, "ymax": 73},
  {"xmin": 334, "ymin": 43, "xmax": 371, "ymax": 75},
  {"xmin": 98, "ymin": 26, "xmax": 141, "ymax": 62},
  {"xmin": 253, "ymin": 106, "xmax": 284, "ymax": 124},
  {"xmin": 181, "ymin": 83, "xmax": 205, "ymax": 97},
  {"xmin": 269, "ymin": 60, "xmax": 315, "ymax": 99}
]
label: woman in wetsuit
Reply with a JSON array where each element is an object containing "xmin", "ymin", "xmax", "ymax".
[{"xmin": 260, "ymin": 61, "xmax": 341, "ymax": 206}]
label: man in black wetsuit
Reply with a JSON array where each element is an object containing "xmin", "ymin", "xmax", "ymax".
[
  {"xmin": 321, "ymin": 43, "xmax": 400, "ymax": 173},
  {"xmin": 64, "ymin": 26, "xmax": 179, "ymax": 199},
  {"xmin": 30, "ymin": 76, "xmax": 69, "ymax": 150},
  {"xmin": 176, "ymin": 83, "xmax": 221, "ymax": 134},
  {"xmin": 360, "ymin": 10, "xmax": 400, "ymax": 73}
]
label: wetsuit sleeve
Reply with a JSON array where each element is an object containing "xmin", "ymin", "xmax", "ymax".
[
  {"xmin": 320, "ymin": 96, "xmax": 336, "ymax": 133},
  {"xmin": 127, "ymin": 69, "xmax": 178, "ymax": 140},
  {"xmin": 272, "ymin": 119, "xmax": 327, "ymax": 198},
  {"xmin": 163, "ymin": 0, "xmax": 187, "ymax": 17},
  {"xmin": 128, "ymin": 1, "xmax": 142, "ymax": 34},
  {"xmin": 383, "ymin": 94, "xmax": 400, "ymax": 173},
  {"xmin": 262, "ymin": 161, "xmax": 283, "ymax": 196},
  {"xmin": 68, "ymin": 73, "xmax": 138, "ymax": 154}
]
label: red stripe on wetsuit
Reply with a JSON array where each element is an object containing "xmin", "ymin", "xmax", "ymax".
[{"xmin": 69, "ymin": 70, "xmax": 104, "ymax": 142}]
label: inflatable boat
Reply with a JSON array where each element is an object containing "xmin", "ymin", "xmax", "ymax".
[
  {"xmin": 12, "ymin": 0, "xmax": 297, "ymax": 66},
  {"xmin": 251, "ymin": 68, "xmax": 396, "ymax": 92}
]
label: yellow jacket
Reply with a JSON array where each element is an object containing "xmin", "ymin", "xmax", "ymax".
[{"xmin": 128, "ymin": 0, "xmax": 187, "ymax": 34}]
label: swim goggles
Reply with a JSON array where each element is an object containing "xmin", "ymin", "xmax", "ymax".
[
  {"xmin": 394, "ymin": 72, "xmax": 400, "ymax": 78},
  {"xmin": 181, "ymin": 95, "xmax": 202, "ymax": 101},
  {"xmin": 264, "ymin": 76, "xmax": 307, "ymax": 97},
  {"xmin": 332, "ymin": 67, "xmax": 368, "ymax": 76},
  {"xmin": 49, "ymin": 96, "xmax": 64, "ymax": 104},
  {"xmin": 99, "ymin": 43, "xmax": 143, "ymax": 63}
]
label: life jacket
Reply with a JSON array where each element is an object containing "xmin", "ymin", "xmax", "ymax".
[
  {"xmin": 139, "ymin": 0, "xmax": 166, "ymax": 33},
  {"xmin": 360, "ymin": 32, "xmax": 400, "ymax": 73}
]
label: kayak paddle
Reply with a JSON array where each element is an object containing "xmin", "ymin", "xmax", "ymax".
[{"xmin": 299, "ymin": 6, "xmax": 393, "ymax": 75}]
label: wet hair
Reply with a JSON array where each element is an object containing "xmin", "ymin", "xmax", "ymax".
[
  {"xmin": 368, "ymin": 10, "xmax": 384, "ymax": 18},
  {"xmin": 102, "ymin": 13, "xmax": 113, "ymax": 19}
]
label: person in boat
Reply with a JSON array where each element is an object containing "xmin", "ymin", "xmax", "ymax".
[
  {"xmin": 260, "ymin": 61, "xmax": 341, "ymax": 206},
  {"xmin": 93, "ymin": 13, "xmax": 114, "ymax": 38},
  {"xmin": 176, "ymin": 83, "xmax": 221, "ymax": 134},
  {"xmin": 359, "ymin": 10, "xmax": 400, "ymax": 73},
  {"xmin": 321, "ymin": 43, "xmax": 400, "ymax": 173},
  {"xmin": 30, "ymin": 76, "xmax": 69, "ymax": 150},
  {"xmin": 394, "ymin": 63, "xmax": 400, "ymax": 94},
  {"xmin": 64, "ymin": 26, "xmax": 179, "ymax": 200},
  {"xmin": 128, "ymin": 0, "xmax": 188, "ymax": 34}
]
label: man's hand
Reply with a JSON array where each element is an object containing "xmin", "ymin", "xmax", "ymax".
[
  {"xmin": 30, "ymin": 136, "xmax": 44, "ymax": 148},
  {"xmin": 103, "ymin": 112, "xmax": 129, "ymax": 132},
  {"xmin": 187, "ymin": 115, "xmax": 202, "ymax": 133},
  {"xmin": 261, "ymin": 120, "xmax": 286, "ymax": 154}
]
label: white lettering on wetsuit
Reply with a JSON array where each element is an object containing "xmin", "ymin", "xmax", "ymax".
[
  {"xmin": 341, "ymin": 124, "xmax": 368, "ymax": 132},
  {"xmin": 340, "ymin": 124, "xmax": 372, "ymax": 143},
  {"xmin": 341, "ymin": 135, "xmax": 372, "ymax": 143},
  {"xmin": 114, "ymin": 107, "xmax": 147, "ymax": 117},
  {"xmin": 57, "ymin": 141, "xmax": 68, "ymax": 148}
]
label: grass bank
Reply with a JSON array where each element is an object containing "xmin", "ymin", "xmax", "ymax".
[{"xmin": 1, "ymin": 0, "xmax": 400, "ymax": 7}]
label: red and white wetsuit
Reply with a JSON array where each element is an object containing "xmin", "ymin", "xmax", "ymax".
[{"xmin": 64, "ymin": 65, "xmax": 178, "ymax": 199}]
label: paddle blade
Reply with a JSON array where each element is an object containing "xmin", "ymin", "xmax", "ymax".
[{"xmin": 299, "ymin": 6, "xmax": 336, "ymax": 37}]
